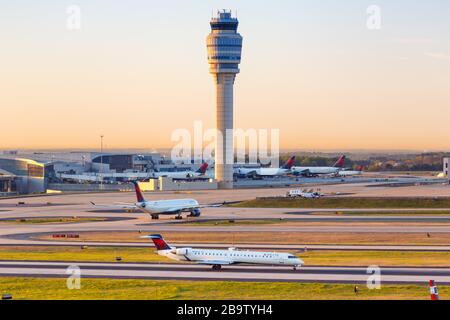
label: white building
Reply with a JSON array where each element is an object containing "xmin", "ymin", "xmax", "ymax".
[{"xmin": 444, "ymin": 157, "xmax": 449, "ymax": 178}]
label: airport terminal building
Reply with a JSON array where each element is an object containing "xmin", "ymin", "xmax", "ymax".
[
  {"xmin": 0, "ymin": 151, "xmax": 202, "ymax": 193},
  {"xmin": 0, "ymin": 157, "xmax": 46, "ymax": 194}
]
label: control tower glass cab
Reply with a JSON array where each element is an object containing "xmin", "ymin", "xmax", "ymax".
[{"xmin": 206, "ymin": 10, "xmax": 243, "ymax": 189}]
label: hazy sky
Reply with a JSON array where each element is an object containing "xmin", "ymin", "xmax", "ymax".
[{"xmin": 1, "ymin": 1, "xmax": 450, "ymax": 150}]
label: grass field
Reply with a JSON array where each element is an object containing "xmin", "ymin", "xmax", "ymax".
[
  {"xmin": 0, "ymin": 217, "xmax": 107, "ymax": 224},
  {"xmin": 0, "ymin": 277, "xmax": 446, "ymax": 300},
  {"xmin": 231, "ymin": 197, "xmax": 450, "ymax": 209},
  {"xmin": 1, "ymin": 246, "xmax": 450, "ymax": 267},
  {"xmin": 302, "ymin": 250, "xmax": 450, "ymax": 266},
  {"xmin": 37, "ymin": 230, "xmax": 450, "ymax": 245},
  {"xmin": 0, "ymin": 246, "xmax": 164, "ymax": 263},
  {"xmin": 335, "ymin": 210, "xmax": 450, "ymax": 216}
]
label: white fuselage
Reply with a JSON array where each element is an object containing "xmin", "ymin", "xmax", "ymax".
[
  {"xmin": 151, "ymin": 171, "xmax": 207, "ymax": 180},
  {"xmin": 235, "ymin": 167, "xmax": 291, "ymax": 177},
  {"xmin": 136, "ymin": 199, "xmax": 199, "ymax": 214},
  {"xmin": 158, "ymin": 247, "xmax": 304, "ymax": 267},
  {"xmin": 337, "ymin": 170, "xmax": 363, "ymax": 176},
  {"xmin": 292, "ymin": 166, "xmax": 340, "ymax": 176}
]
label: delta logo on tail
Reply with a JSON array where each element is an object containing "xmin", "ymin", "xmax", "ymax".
[
  {"xmin": 131, "ymin": 181, "xmax": 145, "ymax": 202},
  {"xmin": 148, "ymin": 234, "xmax": 172, "ymax": 250},
  {"xmin": 196, "ymin": 162, "xmax": 209, "ymax": 174},
  {"xmin": 333, "ymin": 155, "xmax": 346, "ymax": 168},
  {"xmin": 281, "ymin": 156, "xmax": 296, "ymax": 169}
]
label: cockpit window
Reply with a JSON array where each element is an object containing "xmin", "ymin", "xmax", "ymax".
[{"xmin": 288, "ymin": 255, "xmax": 297, "ymax": 259}]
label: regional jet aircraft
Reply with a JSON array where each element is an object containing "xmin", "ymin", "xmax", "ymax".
[{"xmin": 145, "ymin": 234, "xmax": 304, "ymax": 271}]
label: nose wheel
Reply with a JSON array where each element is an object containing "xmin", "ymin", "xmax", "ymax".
[
  {"xmin": 293, "ymin": 266, "xmax": 298, "ymax": 271},
  {"xmin": 212, "ymin": 265, "xmax": 222, "ymax": 271}
]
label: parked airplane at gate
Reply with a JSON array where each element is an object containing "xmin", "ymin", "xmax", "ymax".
[
  {"xmin": 234, "ymin": 156, "xmax": 296, "ymax": 178},
  {"xmin": 145, "ymin": 234, "xmax": 304, "ymax": 271},
  {"xmin": 337, "ymin": 165, "xmax": 364, "ymax": 177},
  {"xmin": 151, "ymin": 162, "xmax": 210, "ymax": 180},
  {"xmin": 91, "ymin": 181, "xmax": 219, "ymax": 219},
  {"xmin": 291, "ymin": 155, "xmax": 346, "ymax": 177}
]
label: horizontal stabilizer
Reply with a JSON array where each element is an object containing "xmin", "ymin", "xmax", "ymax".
[{"xmin": 90, "ymin": 201, "xmax": 137, "ymax": 209}]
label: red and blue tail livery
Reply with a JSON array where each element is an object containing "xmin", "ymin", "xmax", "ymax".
[
  {"xmin": 196, "ymin": 162, "xmax": 209, "ymax": 174},
  {"xmin": 131, "ymin": 181, "xmax": 145, "ymax": 202},
  {"xmin": 281, "ymin": 156, "xmax": 296, "ymax": 169},
  {"xmin": 333, "ymin": 155, "xmax": 346, "ymax": 168},
  {"xmin": 149, "ymin": 234, "xmax": 171, "ymax": 250}
]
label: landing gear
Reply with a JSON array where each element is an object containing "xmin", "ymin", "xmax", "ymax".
[
  {"xmin": 212, "ymin": 264, "xmax": 222, "ymax": 271},
  {"xmin": 175, "ymin": 214, "xmax": 183, "ymax": 220},
  {"xmin": 151, "ymin": 214, "xmax": 159, "ymax": 220},
  {"xmin": 293, "ymin": 266, "xmax": 298, "ymax": 271}
]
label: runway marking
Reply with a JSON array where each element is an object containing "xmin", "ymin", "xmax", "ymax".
[{"xmin": 1, "ymin": 261, "xmax": 449, "ymax": 284}]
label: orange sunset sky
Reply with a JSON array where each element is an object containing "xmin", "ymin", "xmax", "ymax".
[{"xmin": 1, "ymin": 1, "xmax": 450, "ymax": 151}]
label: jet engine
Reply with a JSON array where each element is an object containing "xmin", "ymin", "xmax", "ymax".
[{"xmin": 175, "ymin": 248, "xmax": 190, "ymax": 255}]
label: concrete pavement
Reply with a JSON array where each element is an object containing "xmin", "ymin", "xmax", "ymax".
[{"xmin": 0, "ymin": 260, "xmax": 448, "ymax": 284}]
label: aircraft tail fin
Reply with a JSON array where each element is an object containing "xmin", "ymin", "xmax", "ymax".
[
  {"xmin": 196, "ymin": 162, "xmax": 209, "ymax": 174},
  {"xmin": 131, "ymin": 181, "xmax": 145, "ymax": 202},
  {"xmin": 282, "ymin": 156, "xmax": 296, "ymax": 169},
  {"xmin": 333, "ymin": 155, "xmax": 346, "ymax": 168},
  {"xmin": 143, "ymin": 234, "xmax": 172, "ymax": 250}
]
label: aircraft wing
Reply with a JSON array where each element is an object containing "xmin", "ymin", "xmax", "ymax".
[
  {"xmin": 90, "ymin": 201, "xmax": 137, "ymax": 209},
  {"xmin": 235, "ymin": 169, "xmax": 257, "ymax": 176},
  {"xmin": 196, "ymin": 260, "xmax": 234, "ymax": 265},
  {"xmin": 177, "ymin": 203, "xmax": 224, "ymax": 211},
  {"xmin": 164, "ymin": 207, "xmax": 186, "ymax": 213},
  {"xmin": 197, "ymin": 203, "xmax": 223, "ymax": 208}
]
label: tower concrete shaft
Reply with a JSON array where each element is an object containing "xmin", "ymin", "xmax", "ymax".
[{"xmin": 206, "ymin": 10, "xmax": 243, "ymax": 189}]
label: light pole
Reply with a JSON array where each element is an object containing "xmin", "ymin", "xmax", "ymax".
[{"xmin": 100, "ymin": 135, "xmax": 104, "ymax": 190}]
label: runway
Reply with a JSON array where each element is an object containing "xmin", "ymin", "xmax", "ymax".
[
  {"xmin": 0, "ymin": 260, "xmax": 448, "ymax": 284},
  {"xmin": 1, "ymin": 184, "xmax": 450, "ymax": 248},
  {"xmin": 3, "ymin": 241, "xmax": 450, "ymax": 252}
]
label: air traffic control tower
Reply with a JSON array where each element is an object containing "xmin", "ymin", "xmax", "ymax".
[{"xmin": 207, "ymin": 10, "xmax": 243, "ymax": 189}]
